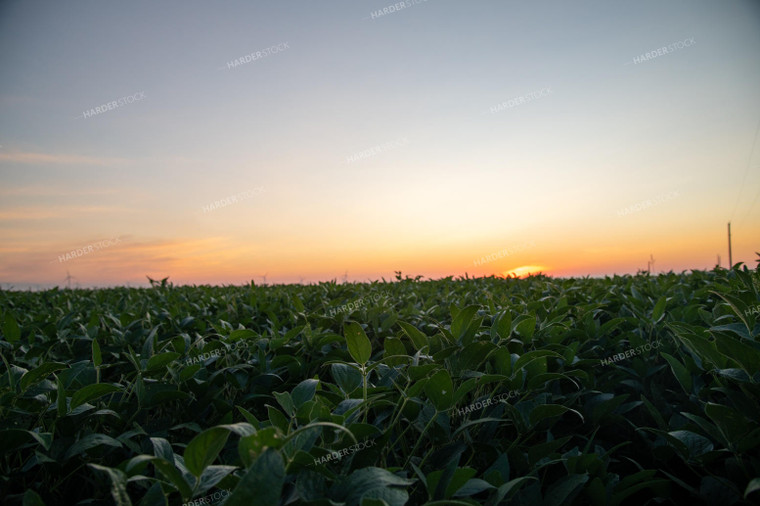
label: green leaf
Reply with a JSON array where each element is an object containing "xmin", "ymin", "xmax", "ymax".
[
  {"xmin": 332, "ymin": 363, "xmax": 363, "ymax": 394},
  {"xmin": 0, "ymin": 429, "xmax": 53, "ymax": 454},
  {"xmin": 705, "ymin": 403, "xmax": 750, "ymax": 445},
  {"xmin": 225, "ymin": 449, "xmax": 284, "ymax": 506},
  {"xmin": 667, "ymin": 430, "xmax": 714, "ymax": 459},
  {"xmin": 196, "ymin": 465, "xmax": 236, "ymax": 497},
  {"xmin": 451, "ymin": 305, "xmax": 479, "ymax": 340},
  {"xmin": 714, "ymin": 335, "xmax": 760, "ymax": 375},
  {"xmin": 652, "ymin": 296, "xmax": 667, "ymax": 322},
  {"xmin": 137, "ymin": 482, "xmax": 167, "ymax": 506},
  {"xmin": 3, "ymin": 313, "xmax": 21, "ymax": 343},
  {"xmin": 230, "ymin": 328, "xmax": 257, "ymax": 341},
  {"xmin": 543, "ymin": 473, "xmax": 589, "ymax": 506},
  {"xmin": 333, "ymin": 467, "xmax": 415, "ymax": 506},
  {"xmin": 150, "ymin": 437, "xmax": 175, "ymax": 462},
  {"xmin": 70, "ymin": 384, "xmax": 121, "ymax": 410},
  {"xmin": 19, "ymin": 362, "xmax": 67, "ymax": 393},
  {"xmin": 151, "ymin": 457, "xmax": 193, "ymax": 498},
  {"xmin": 345, "ymin": 322, "xmax": 372, "ymax": 364},
  {"xmin": 92, "ymin": 338, "xmax": 102, "ymax": 367},
  {"xmin": 660, "ymin": 352, "xmax": 692, "ymax": 395},
  {"xmin": 89, "ymin": 464, "xmax": 133, "ymax": 506},
  {"xmin": 383, "ymin": 337, "xmax": 408, "ymax": 367},
  {"xmin": 399, "ymin": 321, "xmax": 428, "ymax": 351},
  {"xmin": 291, "ymin": 379, "xmax": 318, "ymax": 408},
  {"xmin": 146, "ymin": 352, "xmax": 181, "ymax": 371},
  {"xmin": 745, "ymin": 478, "xmax": 760, "ymax": 499},
  {"xmin": 65, "ymin": 434, "xmax": 122, "ymax": 460},
  {"xmin": 530, "ymin": 404, "xmax": 584, "ymax": 426},
  {"xmin": 494, "ymin": 477, "xmax": 537, "ymax": 503},
  {"xmin": 56, "ymin": 375, "xmax": 67, "ymax": 417},
  {"xmin": 514, "ymin": 315, "xmax": 537, "ymax": 339},
  {"xmin": 184, "ymin": 427, "xmax": 231, "ymax": 477},
  {"xmin": 493, "ymin": 310, "xmax": 512, "ymax": 341},
  {"xmin": 238, "ymin": 427, "xmax": 284, "ymax": 466},
  {"xmin": 425, "ymin": 369, "xmax": 453, "ymax": 411},
  {"xmin": 22, "ymin": 489, "xmax": 46, "ymax": 506},
  {"xmin": 513, "ymin": 350, "xmax": 562, "ymax": 373},
  {"xmin": 453, "ymin": 478, "xmax": 496, "ymax": 497},
  {"xmin": 184, "ymin": 423, "xmax": 255, "ymax": 477}
]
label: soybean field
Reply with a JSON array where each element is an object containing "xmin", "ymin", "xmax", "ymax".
[{"xmin": 2, "ymin": 268, "xmax": 760, "ymax": 505}]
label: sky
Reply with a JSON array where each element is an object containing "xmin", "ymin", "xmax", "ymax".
[{"xmin": 1, "ymin": 0, "xmax": 759, "ymax": 288}]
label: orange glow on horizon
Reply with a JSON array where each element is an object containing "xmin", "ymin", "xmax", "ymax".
[{"xmin": 501, "ymin": 265, "xmax": 549, "ymax": 278}]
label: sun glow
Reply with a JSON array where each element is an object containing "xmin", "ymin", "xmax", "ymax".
[{"xmin": 502, "ymin": 265, "xmax": 549, "ymax": 278}]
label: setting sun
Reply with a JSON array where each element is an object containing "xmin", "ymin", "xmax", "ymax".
[{"xmin": 502, "ymin": 265, "xmax": 549, "ymax": 278}]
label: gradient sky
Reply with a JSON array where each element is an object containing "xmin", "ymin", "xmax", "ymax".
[{"xmin": 1, "ymin": 0, "xmax": 759, "ymax": 288}]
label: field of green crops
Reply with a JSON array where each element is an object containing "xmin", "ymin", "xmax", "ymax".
[{"xmin": 2, "ymin": 268, "xmax": 760, "ymax": 506}]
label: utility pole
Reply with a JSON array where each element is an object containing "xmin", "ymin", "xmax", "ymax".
[
  {"xmin": 64, "ymin": 270, "xmax": 74, "ymax": 289},
  {"xmin": 728, "ymin": 222, "xmax": 733, "ymax": 268}
]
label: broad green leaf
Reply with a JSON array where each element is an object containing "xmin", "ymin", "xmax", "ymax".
[
  {"xmin": 225, "ymin": 449, "xmax": 284, "ymax": 506},
  {"xmin": 333, "ymin": 467, "xmax": 415, "ymax": 506},
  {"xmin": 345, "ymin": 322, "xmax": 372, "ymax": 364},
  {"xmin": 291, "ymin": 378, "xmax": 318, "ymax": 408},
  {"xmin": 332, "ymin": 363, "xmax": 363, "ymax": 394},
  {"xmin": 184, "ymin": 423, "xmax": 255, "ymax": 477},
  {"xmin": 398, "ymin": 321, "xmax": 428, "ymax": 351},
  {"xmin": 652, "ymin": 296, "xmax": 666, "ymax": 322},
  {"xmin": 514, "ymin": 315, "xmax": 537, "ymax": 339},
  {"xmin": 451, "ymin": 305, "xmax": 479, "ymax": 340},
  {"xmin": 89, "ymin": 464, "xmax": 132, "ymax": 506},
  {"xmin": 667, "ymin": 430, "xmax": 714, "ymax": 459},
  {"xmin": 146, "ymin": 352, "xmax": 181, "ymax": 371},
  {"xmin": 92, "ymin": 338, "xmax": 102, "ymax": 367},
  {"xmin": 65, "ymin": 434, "xmax": 122, "ymax": 460},
  {"xmin": 3, "ymin": 313, "xmax": 21, "ymax": 343},
  {"xmin": 70, "ymin": 384, "xmax": 121, "ymax": 410},
  {"xmin": 22, "ymin": 489, "xmax": 46, "ymax": 506},
  {"xmin": 543, "ymin": 473, "xmax": 589, "ymax": 506},
  {"xmin": 184, "ymin": 427, "xmax": 231, "ymax": 477},
  {"xmin": 137, "ymin": 483, "xmax": 167, "ymax": 506},
  {"xmin": 705, "ymin": 403, "xmax": 750, "ymax": 445},
  {"xmin": 425, "ymin": 369, "xmax": 453, "ymax": 411},
  {"xmin": 745, "ymin": 478, "xmax": 760, "ymax": 499},
  {"xmin": 0, "ymin": 429, "xmax": 53, "ymax": 454},
  {"xmin": 20, "ymin": 362, "xmax": 67, "ymax": 393},
  {"xmin": 660, "ymin": 352, "xmax": 692, "ymax": 395},
  {"xmin": 493, "ymin": 310, "xmax": 512, "ymax": 341}
]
